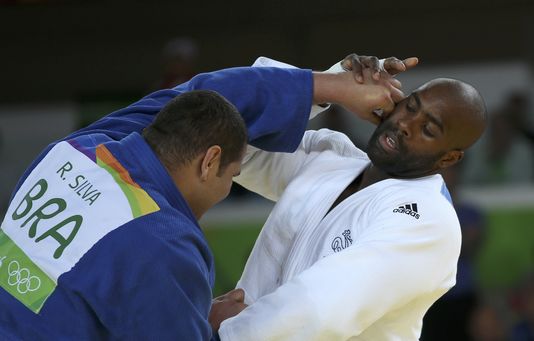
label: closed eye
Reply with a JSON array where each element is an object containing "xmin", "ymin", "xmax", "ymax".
[
  {"xmin": 423, "ymin": 125, "xmax": 435, "ymax": 138},
  {"xmin": 405, "ymin": 96, "xmax": 418, "ymax": 113}
]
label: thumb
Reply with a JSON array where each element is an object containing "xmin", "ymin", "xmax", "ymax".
[
  {"xmin": 402, "ymin": 57, "xmax": 419, "ymax": 70},
  {"xmin": 376, "ymin": 92, "xmax": 395, "ymax": 117},
  {"xmin": 226, "ymin": 288, "xmax": 245, "ymax": 302},
  {"xmin": 384, "ymin": 59, "xmax": 406, "ymax": 76}
]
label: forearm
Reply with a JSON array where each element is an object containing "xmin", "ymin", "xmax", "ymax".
[
  {"xmin": 312, "ymin": 71, "xmax": 351, "ymax": 105},
  {"xmin": 69, "ymin": 67, "xmax": 313, "ymax": 154},
  {"xmin": 312, "ymin": 68, "xmax": 394, "ymax": 120},
  {"xmin": 180, "ymin": 67, "xmax": 313, "ymax": 152}
]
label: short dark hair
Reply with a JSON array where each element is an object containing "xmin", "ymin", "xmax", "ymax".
[{"xmin": 143, "ymin": 90, "xmax": 247, "ymax": 173}]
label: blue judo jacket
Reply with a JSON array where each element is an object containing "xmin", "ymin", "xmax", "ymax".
[{"xmin": 0, "ymin": 66, "xmax": 313, "ymax": 340}]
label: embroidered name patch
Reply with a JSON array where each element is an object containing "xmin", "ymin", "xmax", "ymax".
[{"xmin": 0, "ymin": 141, "xmax": 159, "ymax": 312}]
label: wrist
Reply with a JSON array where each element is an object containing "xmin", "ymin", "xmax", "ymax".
[{"xmin": 312, "ymin": 71, "xmax": 348, "ymax": 106}]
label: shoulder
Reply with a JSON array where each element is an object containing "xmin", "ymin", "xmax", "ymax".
[
  {"xmin": 66, "ymin": 210, "xmax": 213, "ymax": 298},
  {"xmin": 77, "ymin": 208, "xmax": 212, "ymax": 279},
  {"xmin": 59, "ymin": 210, "xmax": 213, "ymax": 339},
  {"xmin": 373, "ymin": 175, "xmax": 456, "ymax": 216},
  {"xmin": 366, "ymin": 176, "xmax": 461, "ymax": 246},
  {"xmin": 352, "ymin": 177, "xmax": 461, "ymax": 278},
  {"xmin": 123, "ymin": 209, "xmax": 212, "ymax": 265},
  {"xmin": 302, "ymin": 129, "xmax": 367, "ymax": 159}
]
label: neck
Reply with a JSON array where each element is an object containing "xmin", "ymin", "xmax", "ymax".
[
  {"xmin": 168, "ymin": 163, "xmax": 205, "ymax": 221},
  {"xmin": 361, "ymin": 163, "xmax": 441, "ymax": 190},
  {"xmin": 358, "ymin": 163, "xmax": 392, "ymax": 191},
  {"xmin": 325, "ymin": 162, "xmax": 392, "ymax": 216}
]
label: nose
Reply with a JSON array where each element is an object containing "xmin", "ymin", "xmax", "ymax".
[{"xmin": 397, "ymin": 117, "xmax": 411, "ymax": 137}]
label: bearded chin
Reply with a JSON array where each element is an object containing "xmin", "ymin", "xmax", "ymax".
[{"xmin": 366, "ymin": 133, "xmax": 444, "ymax": 179}]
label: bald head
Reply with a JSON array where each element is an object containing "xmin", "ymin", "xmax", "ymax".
[
  {"xmin": 416, "ymin": 78, "xmax": 487, "ymax": 150},
  {"xmin": 366, "ymin": 77, "xmax": 487, "ymax": 178}
]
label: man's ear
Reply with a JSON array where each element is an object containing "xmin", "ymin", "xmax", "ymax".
[
  {"xmin": 200, "ymin": 145, "xmax": 222, "ymax": 181},
  {"xmin": 438, "ymin": 150, "xmax": 464, "ymax": 169}
]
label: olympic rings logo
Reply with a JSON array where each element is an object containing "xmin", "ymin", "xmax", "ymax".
[{"xmin": 6, "ymin": 260, "xmax": 41, "ymax": 294}]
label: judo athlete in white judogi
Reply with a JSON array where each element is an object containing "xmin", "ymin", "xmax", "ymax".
[{"xmin": 215, "ymin": 57, "xmax": 487, "ymax": 341}]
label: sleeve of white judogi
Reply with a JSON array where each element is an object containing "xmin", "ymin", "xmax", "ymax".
[
  {"xmin": 233, "ymin": 57, "xmax": 348, "ymax": 201},
  {"xmin": 234, "ymin": 128, "xmax": 361, "ymax": 201},
  {"xmin": 218, "ymin": 192, "xmax": 461, "ymax": 341}
]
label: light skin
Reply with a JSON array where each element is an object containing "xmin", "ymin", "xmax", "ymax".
[{"xmin": 170, "ymin": 145, "xmax": 244, "ymax": 220}]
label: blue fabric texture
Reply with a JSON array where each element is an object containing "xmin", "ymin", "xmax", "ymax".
[{"xmin": 0, "ymin": 66, "xmax": 312, "ymax": 340}]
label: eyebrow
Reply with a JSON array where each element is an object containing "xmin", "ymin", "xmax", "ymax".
[{"xmin": 412, "ymin": 93, "xmax": 444, "ymax": 134}]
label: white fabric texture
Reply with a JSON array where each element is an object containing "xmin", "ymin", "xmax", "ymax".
[{"xmin": 219, "ymin": 128, "xmax": 461, "ymax": 341}]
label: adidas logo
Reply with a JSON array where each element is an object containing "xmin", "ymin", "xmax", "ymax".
[{"xmin": 392, "ymin": 203, "xmax": 420, "ymax": 219}]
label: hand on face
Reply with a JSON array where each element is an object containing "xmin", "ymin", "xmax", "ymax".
[
  {"xmin": 209, "ymin": 288, "xmax": 247, "ymax": 332},
  {"xmin": 332, "ymin": 68, "xmax": 402, "ymax": 125},
  {"xmin": 338, "ymin": 54, "xmax": 419, "ymax": 125}
]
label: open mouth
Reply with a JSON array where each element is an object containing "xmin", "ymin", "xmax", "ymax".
[{"xmin": 379, "ymin": 131, "xmax": 398, "ymax": 152}]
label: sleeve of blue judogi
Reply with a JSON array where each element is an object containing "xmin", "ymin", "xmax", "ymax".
[{"xmin": 66, "ymin": 66, "xmax": 313, "ymax": 153}]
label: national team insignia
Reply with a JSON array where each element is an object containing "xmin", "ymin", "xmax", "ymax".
[{"xmin": 331, "ymin": 229, "xmax": 353, "ymax": 252}]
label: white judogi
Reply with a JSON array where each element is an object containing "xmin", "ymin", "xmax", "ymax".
[{"xmin": 219, "ymin": 128, "xmax": 462, "ymax": 341}]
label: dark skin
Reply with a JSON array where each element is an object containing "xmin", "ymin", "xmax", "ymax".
[
  {"xmin": 342, "ymin": 54, "xmax": 419, "ymax": 124},
  {"xmin": 211, "ymin": 74, "xmax": 488, "ymax": 333},
  {"xmin": 209, "ymin": 288, "xmax": 246, "ymax": 332},
  {"xmin": 209, "ymin": 54, "xmax": 419, "ymax": 332},
  {"xmin": 209, "ymin": 54, "xmax": 421, "ymax": 332},
  {"xmin": 329, "ymin": 77, "xmax": 487, "ymax": 214},
  {"xmin": 211, "ymin": 55, "xmax": 479, "ymax": 333}
]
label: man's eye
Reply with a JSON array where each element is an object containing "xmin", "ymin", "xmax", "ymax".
[
  {"xmin": 423, "ymin": 125, "xmax": 435, "ymax": 137},
  {"xmin": 406, "ymin": 102, "xmax": 416, "ymax": 112}
]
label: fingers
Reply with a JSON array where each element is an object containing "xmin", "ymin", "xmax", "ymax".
[
  {"xmin": 340, "ymin": 54, "xmax": 355, "ymax": 71},
  {"xmin": 235, "ymin": 302, "xmax": 248, "ymax": 312},
  {"xmin": 403, "ymin": 57, "xmax": 419, "ymax": 70},
  {"xmin": 383, "ymin": 57, "xmax": 406, "ymax": 76},
  {"xmin": 367, "ymin": 112, "xmax": 382, "ymax": 125},
  {"xmin": 389, "ymin": 77, "xmax": 402, "ymax": 90},
  {"xmin": 213, "ymin": 288, "xmax": 245, "ymax": 302},
  {"xmin": 384, "ymin": 56, "xmax": 419, "ymax": 75},
  {"xmin": 209, "ymin": 299, "xmax": 248, "ymax": 332},
  {"xmin": 360, "ymin": 56, "xmax": 380, "ymax": 80},
  {"xmin": 361, "ymin": 67, "xmax": 375, "ymax": 84},
  {"xmin": 381, "ymin": 94, "xmax": 396, "ymax": 116},
  {"xmin": 364, "ymin": 69, "xmax": 403, "ymax": 97},
  {"xmin": 341, "ymin": 54, "xmax": 381, "ymax": 83},
  {"xmin": 388, "ymin": 84, "xmax": 405, "ymax": 103},
  {"xmin": 226, "ymin": 288, "xmax": 245, "ymax": 303},
  {"xmin": 341, "ymin": 54, "xmax": 419, "ymax": 81},
  {"xmin": 371, "ymin": 87, "xmax": 396, "ymax": 122},
  {"xmin": 341, "ymin": 53, "xmax": 364, "ymax": 83}
]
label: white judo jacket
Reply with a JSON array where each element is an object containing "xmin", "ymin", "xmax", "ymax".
[{"xmin": 219, "ymin": 127, "xmax": 462, "ymax": 341}]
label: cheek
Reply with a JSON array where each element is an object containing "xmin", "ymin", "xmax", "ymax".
[
  {"xmin": 222, "ymin": 175, "xmax": 234, "ymax": 196},
  {"xmin": 225, "ymin": 178, "xmax": 234, "ymax": 193},
  {"xmin": 400, "ymin": 138, "xmax": 440, "ymax": 155},
  {"xmin": 213, "ymin": 179, "xmax": 233, "ymax": 204}
]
